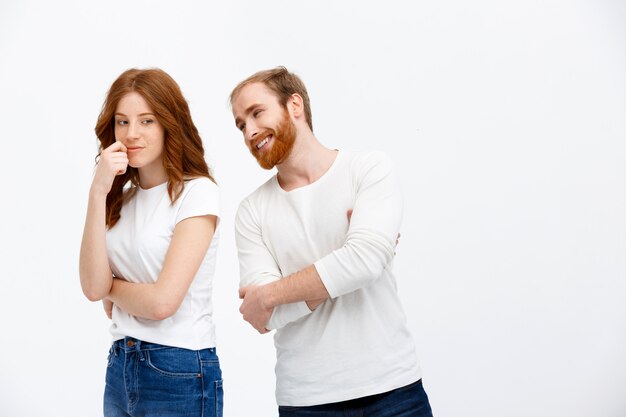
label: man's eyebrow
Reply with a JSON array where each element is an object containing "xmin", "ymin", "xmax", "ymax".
[{"xmin": 235, "ymin": 104, "xmax": 262, "ymax": 126}]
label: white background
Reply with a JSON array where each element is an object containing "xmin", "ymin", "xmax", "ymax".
[{"xmin": 0, "ymin": 1, "xmax": 625, "ymax": 416}]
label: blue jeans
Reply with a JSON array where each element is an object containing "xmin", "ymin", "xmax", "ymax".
[
  {"xmin": 104, "ymin": 337, "xmax": 223, "ymax": 417},
  {"xmin": 278, "ymin": 380, "xmax": 432, "ymax": 417}
]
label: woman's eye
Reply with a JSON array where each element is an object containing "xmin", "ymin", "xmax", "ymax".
[
  {"xmin": 142, "ymin": 119, "xmax": 154, "ymax": 125},
  {"xmin": 116, "ymin": 120, "xmax": 128, "ymax": 126}
]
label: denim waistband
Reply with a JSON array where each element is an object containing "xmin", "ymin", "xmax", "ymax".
[{"xmin": 112, "ymin": 337, "xmax": 217, "ymax": 357}]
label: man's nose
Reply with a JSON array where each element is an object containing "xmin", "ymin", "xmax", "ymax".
[{"xmin": 245, "ymin": 122, "xmax": 259, "ymax": 142}]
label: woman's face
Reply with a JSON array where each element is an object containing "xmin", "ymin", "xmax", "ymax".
[{"xmin": 114, "ymin": 91, "xmax": 165, "ymax": 180}]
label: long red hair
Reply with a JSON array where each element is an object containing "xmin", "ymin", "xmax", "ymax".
[{"xmin": 95, "ymin": 68, "xmax": 214, "ymax": 228}]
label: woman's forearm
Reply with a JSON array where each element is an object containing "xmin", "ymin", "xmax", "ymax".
[
  {"xmin": 107, "ymin": 279, "xmax": 176, "ymax": 321},
  {"xmin": 79, "ymin": 190, "xmax": 114, "ymax": 301}
]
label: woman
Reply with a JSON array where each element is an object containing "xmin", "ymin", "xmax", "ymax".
[{"xmin": 79, "ymin": 68, "xmax": 223, "ymax": 416}]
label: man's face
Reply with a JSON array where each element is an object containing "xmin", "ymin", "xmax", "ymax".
[{"xmin": 232, "ymin": 82, "xmax": 296, "ymax": 170}]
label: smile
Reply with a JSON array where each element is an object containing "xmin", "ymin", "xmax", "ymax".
[{"xmin": 256, "ymin": 136, "xmax": 271, "ymax": 150}]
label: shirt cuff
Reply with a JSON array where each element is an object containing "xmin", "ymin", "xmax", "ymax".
[{"xmin": 267, "ymin": 301, "xmax": 313, "ymax": 330}]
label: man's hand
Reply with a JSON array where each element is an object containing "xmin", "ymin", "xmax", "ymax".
[
  {"xmin": 239, "ymin": 285, "xmax": 273, "ymax": 334},
  {"xmin": 103, "ymin": 298, "xmax": 113, "ymax": 320}
]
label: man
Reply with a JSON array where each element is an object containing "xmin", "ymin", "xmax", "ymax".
[{"xmin": 230, "ymin": 67, "xmax": 433, "ymax": 416}]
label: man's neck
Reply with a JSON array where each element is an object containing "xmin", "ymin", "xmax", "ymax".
[{"xmin": 276, "ymin": 132, "xmax": 338, "ymax": 192}]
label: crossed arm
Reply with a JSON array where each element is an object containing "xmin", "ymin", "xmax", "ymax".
[
  {"xmin": 106, "ymin": 216, "xmax": 216, "ymax": 320},
  {"xmin": 238, "ymin": 223, "xmax": 400, "ymax": 333},
  {"xmin": 237, "ymin": 153, "xmax": 403, "ymax": 333},
  {"xmin": 238, "ymin": 265, "xmax": 329, "ymax": 333},
  {"xmin": 79, "ymin": 189, "xmax": 217, "ymax": 320}
]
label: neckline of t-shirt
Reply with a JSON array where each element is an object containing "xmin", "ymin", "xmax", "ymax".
[
  {"xmin": 273, "ymin": 149, "xmax": 343, "ymax": 195},
  {"xmin": 135, "ymin": 177, "xmax": 208, "ymax": 193},
  {"xmin": 137, "ymin": 181, "xmax": 168, "ymax": 193}
]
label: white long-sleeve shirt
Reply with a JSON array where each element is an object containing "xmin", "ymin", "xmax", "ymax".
[{"xmin": 235, "ymin": 150, "xmax": 422, "ymax": 406}]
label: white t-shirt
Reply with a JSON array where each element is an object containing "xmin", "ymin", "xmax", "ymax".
[
  {"xmin": 106, "ymin": 177, "xmax": 220, "ymax": 350},
  {"xmin": 235, "ymin": 150, "xmax": 422, "ymax": 406}
]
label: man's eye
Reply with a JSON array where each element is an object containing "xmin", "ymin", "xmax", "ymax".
[
  {"xmin": 238, "ymin": 123, "xmax": 245, "ymax": 131},
  {"xmin": 253, "ymin": 109, "xmax": 262, "ymax": 117}
]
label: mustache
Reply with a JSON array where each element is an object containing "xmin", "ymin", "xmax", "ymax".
[{"xmin": 250, "ymin": 129, "xmax": 276, "ymax": 152}]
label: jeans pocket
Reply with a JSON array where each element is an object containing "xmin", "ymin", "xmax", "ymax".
[
  {"xmin": 200, "ymin": 358, "xmax": 223, "ymax": 417},
  {"xmin": 145, "ymin": 347, "xmax": 201, "ymax": 378}
]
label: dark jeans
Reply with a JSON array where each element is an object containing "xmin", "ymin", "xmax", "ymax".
[
  {"xmin": 278, "ymin": 379, "xmax": 433, "ymax": 417},
  {"xmin": 104, "ymin": 337, "xmax": 223, "ymax": 417}
]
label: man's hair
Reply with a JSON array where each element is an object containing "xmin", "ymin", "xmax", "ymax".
[{"xmin": 230, "ymin": 66, "xmax": 313, "ymax": 131}]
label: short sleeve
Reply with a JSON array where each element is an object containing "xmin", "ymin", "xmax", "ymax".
[{"xmin": 175, "ymin": 178, "xmax": 220, "ymax": 225}]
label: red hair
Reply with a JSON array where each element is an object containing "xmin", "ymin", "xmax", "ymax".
[
  {"xmin": 95, "ymin": 68, "xmax": 215, "ymax": 228},
  {"xmin": 230, "ymin": 66, "xmax": 313, "ymax": 131}
]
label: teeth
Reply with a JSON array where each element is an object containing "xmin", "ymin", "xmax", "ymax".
[{"xmin": 256, "ymin": 137, "xmax": 269, "ymax": 150}]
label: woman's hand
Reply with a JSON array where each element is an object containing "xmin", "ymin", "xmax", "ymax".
[{"xmin": 91, "ymin": 141, "xmax": 128, "ymax": 195}]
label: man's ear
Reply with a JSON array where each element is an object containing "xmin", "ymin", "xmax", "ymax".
[{"xmin": 287, "ymin": 93, "xmax": 304, "ymax": 118}]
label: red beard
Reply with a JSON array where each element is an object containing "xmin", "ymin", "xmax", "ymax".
[{"xmin": 248, "ymin": 109, "xmax": 296, "ymax": 170}]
